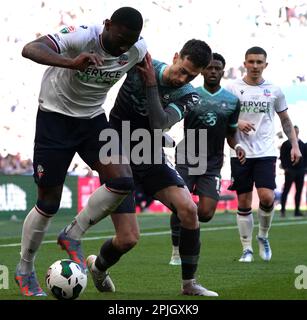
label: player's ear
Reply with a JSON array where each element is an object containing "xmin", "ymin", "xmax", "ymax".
[
  {"xmin": 173, "ymin": 52, "xmax": 179, "ymax": 64},
  {"xmin": 104, "ymin": 19, "xmax": 111, "ymax": 31}
]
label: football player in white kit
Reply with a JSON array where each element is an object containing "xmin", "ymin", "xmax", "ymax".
[
  {"xmin": 226, "ymin": 46, "xmax": 301, "ymax": 263},
  {"xmin": 15, "ymin": 7, "xmax": 147, "ymax": 296}
]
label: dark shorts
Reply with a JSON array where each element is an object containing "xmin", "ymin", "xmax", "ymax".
[
  {"xmin": 114, "ymin": 162, "xmax": 186, "ymax": 213},
  {"xmin": 33, "ymin": 109, "xmax": 121, "ymax": 187},
  {"xmin": 176, "ymin": 164, "xmax": 221, "ymax": 201},
  {"xmin": 229, "ymin": 157, "xmax": 277, "ymax": 194}
]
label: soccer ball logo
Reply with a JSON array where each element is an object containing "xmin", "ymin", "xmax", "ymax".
[{"xmin": 46, "ymin": 259, "xmax": 87, "ymax": 300}]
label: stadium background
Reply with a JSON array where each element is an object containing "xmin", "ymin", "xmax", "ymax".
[
  {"xmin": 1, "ymin": 0, "xmax": 307, "ymax": 218},
  {"xmin": 1, "ymin": 1, "xmax": 307, "ymax": 303}
]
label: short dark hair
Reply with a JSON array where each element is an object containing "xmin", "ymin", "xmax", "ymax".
[
  {"xmin": 212, "ymin": 52, "xmax": 226, "ymax": 68},
  {"xmin": 245, "ymin": 46, "xmax": 267, "ymax": 59},
  {"xmin": 179, "ymin": 39, "xmax": 212, "ymax": 68},
  {"xmin": 111, "ymin": 7, "xmax": 143, "ymax": 31}
]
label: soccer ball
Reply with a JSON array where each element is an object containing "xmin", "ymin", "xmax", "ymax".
[{"xmin": 45, "ymin": 259, "xmax": 87, "ymax": 300}]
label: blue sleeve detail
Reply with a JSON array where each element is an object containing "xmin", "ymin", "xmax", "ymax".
[{"xmin": 169, "ymin": 103, "xmax": 183, "ymax": 119}]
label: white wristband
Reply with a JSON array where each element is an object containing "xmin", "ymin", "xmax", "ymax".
[{"xmin": 234, "ymin": 144, "xmax": 242, "ymax": 151}]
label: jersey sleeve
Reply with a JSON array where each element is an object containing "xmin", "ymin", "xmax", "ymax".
[
  {"xmin": 133, "ymin": 37, "xmax": 147, "ymax": 63},
  {"xmin": 168, "ymin": 92, "xmax": 200, "ymax": 120},
  {"xmin": 274, "ymin": 87, "xmax": 288, "ymax": 113},
  {"xmin": 228, "ymin": 99, "xmax": 240, "ymax": 128},
  {"xmin": 47, "ymin": 25, "xmax": 89, "ymax": 54}
]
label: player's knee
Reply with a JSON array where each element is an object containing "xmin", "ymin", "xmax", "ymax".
[
  {"xmin": 259, "ymin": 201, "xmax": 274, "ymax": 212},
  {"xmin": 116, "ymin": 232, "xmax": 139, "ymax": 252},
  {"xmin": 198, "ymin": 207, "xmax": 215, "ymax": 223},
  {"xmin": 177, "ymin": 201, "xmax": 198, "ymax": 227},
  {"xmin": 117, "ymin": 236, "xmax": 139, "ymax": 252},
  {"xmin": 105, "ymin": 177, "xmax": 135, "ymax": 193},
  {"xmin": 259, "ymin": 196, "xmax": 274, "ymax": 209},
  {"xmin": 36, "ymin": 199, "xmax": 60, "ymax": 216}
]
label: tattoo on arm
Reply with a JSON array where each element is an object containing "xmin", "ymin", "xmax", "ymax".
[{"xmin": 281, "ymin": 116, "xmax": 294, "ymax": 142}]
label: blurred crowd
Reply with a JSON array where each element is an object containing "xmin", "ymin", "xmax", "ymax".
[
  {"xmin": 0, "ymin": 152, "xmax": 33, "ymax": 175},
  {"xmin": 1, "ymin": 0, "xmax": 307, "ymax": 175}
]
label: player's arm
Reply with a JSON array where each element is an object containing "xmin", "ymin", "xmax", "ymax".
[
  {"xmin": 278, "ymin": 110, "xmax": 302, "ymax": 165},
  {"xmin": 22, "ymin": 36, "xmax": 103, "ymax": 71},
  {"xmin": 137, "ymin": 53, "xmax": 181, "ymax": 129},
  {"xmin": 227, "ymin": 127, "xmax": 246, "ymax": 164},
  {"xmin": 226, "ymin": 99, "xmax": 245, "ymax": 164}
]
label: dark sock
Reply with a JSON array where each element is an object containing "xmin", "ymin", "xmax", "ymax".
[
  {"xmin": 179, "ymin": 227, "xmax": 200, "ymax": 280},
  {"xmin": 170, "ymin": 212, "xmax": 181, "ymax": 246},
  {"xmin": 95, "ymin": 238, "xmax": 126, "ymax": 272}
]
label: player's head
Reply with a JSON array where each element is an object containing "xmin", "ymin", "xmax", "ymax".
[
  {"xmin": 101, "ymin": 7, "xmax": 143, "ymax": 57},
  {"xmin": 166, "ymin": 39, "xmax": 212, "ymax": 87},
  {"xmin": 202, "ymin": 52, "xmax": 226, "ymax": 87},
  {"xmin": 244, "ymin": 46, "xmax": 268, "ymax": 81}
]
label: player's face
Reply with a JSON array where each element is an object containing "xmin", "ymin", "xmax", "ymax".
[
  {"xmin": 244, "ymin": 54, "xmax": 268, "ymax": 81},
  {"xmin": 167, "ymin": 54, "xmax": 203, "ymax": 87},
  {"xmin": 202, "ymin": 60, "xmax": 224, "ymax": 86},
  {"xmin": 101, "ymin": 20, "xmax": 140, "ymax": 57}
]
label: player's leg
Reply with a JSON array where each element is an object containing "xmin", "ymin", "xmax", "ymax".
[
  {"xmin": 15, "ymin": 110, "xmax": 75, "ymax": 296},
  {"xmin": 196, "ymin": 175, "xmax": 221, "ymax": 222},
  {"xmin": 149, "ymin": 164, "xmax": 218, "ymax": 296},
  {"xmin": 87, "ymin": 202, "xmax": 139, "ymax": 293},
  {"xmin": 229, "ymin": 158, "xmax": 254, "ymax": 262},
  {"xmin": 156, "ymin": 185, "xmax": 218, "ymax": 296},
  {"xmin": 169, "ymin": 164, "xmax": 195, "ymax": 266},
  {"xmin": 280, "ymin": 170, "xmax": 294, "ymax": 216},
  {"xmin": 294, "ymin": 170, "xmax": 305, "ymax": 216},
  {"xmin": 59, "ymin": 114, "xmax": 135, "ymax": 267},
  {"xmin": 169, "ymin": 174, "xmax": 220, "ymax": 265},
  {"xmin": 254, "ymin": 157, "xmax": 277, "ymax": 261}
]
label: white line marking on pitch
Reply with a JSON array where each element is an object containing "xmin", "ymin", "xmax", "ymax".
[{"xmin": 0, "ymin": 220, "xmax": 307, "ymax": 248}]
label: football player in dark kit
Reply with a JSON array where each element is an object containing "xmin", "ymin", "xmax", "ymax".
[
  {"xmin": 169, "ymin": 53, "xmax": 246, "ymax": 265},
  {"xmin": 86, "ymin": 40, "xmax": 218, "ymax": 296}
]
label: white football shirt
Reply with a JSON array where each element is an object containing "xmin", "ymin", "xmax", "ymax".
[
  {"xmin": 38, "ymin": 24, "xmax": 147, "ymax": 118},
  {"xmin": 225, "ymin": 78, "xmax": 287, "ymax": 158}
]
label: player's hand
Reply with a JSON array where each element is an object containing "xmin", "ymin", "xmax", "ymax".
[
  {"xmin": 238, "ymin": 120, "xmax": 256, "ymax": 135},
  {"xmin": 236, "ymin": 146, "xmax": 246, "ymax": 164},
  {"xmin": 71, "ymin": 52, "xmax": 104, "ymax": 71},
  {"xmin": 136, "ymin": 52, "xmax": 157, "ymax": 86},
  {"xmin": 291, "ymin": 146, "xmax": 302, "ymax": 165}
]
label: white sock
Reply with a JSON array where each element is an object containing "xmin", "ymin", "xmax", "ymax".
[
  {"xmin": 65, "ymin": 184, "xmax": 129, "ymax": 240},
  {"xmin": 182, "ymin": 279, "xmax": 194, "ymax": 285},
  {"xmin": 19, "ymin": 207, "xmax": 51, "ymax": 274},
  {"xmin": 172, "ymin": 245, "xmax": 179, "ymax": 256},
  {"xmin": 236, "ymin": 212, "xmax": 254, "ymax": 252},
  {"xmin": 257, "ymin": 206, "xmax": 274, "ymax": 238}
]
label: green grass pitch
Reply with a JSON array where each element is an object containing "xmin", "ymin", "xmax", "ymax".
[{"xmin": 0, "ymin": 211, "xmax": 307, "ymax": 301}]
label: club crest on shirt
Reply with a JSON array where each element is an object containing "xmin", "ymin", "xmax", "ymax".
[
  {"xmin": 118, "ymin": 54, "xmax": 129, "ymax": 66},
  {"xmin": 263, "ymin": 89, "xmax": 271, "ymax": 97},
  {"xmin": 60, "ymin": 26, "xmax": 76, "ymax": 34}
]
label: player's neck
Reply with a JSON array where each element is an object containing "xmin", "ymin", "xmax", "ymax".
[
  {"xmin": 99, "ymin": 34, "xmax": 108, "ymax": 53},
  {"xmin": 203, "ymin": 83, "xmax": 221, "ymax": 94},
  {"xmin": 162, "ymin": 65, "xmax": 171, "ymax": 85},
  {"xmin": 243, "ymin": 76, "xmax": 265, "ymax": 86}
]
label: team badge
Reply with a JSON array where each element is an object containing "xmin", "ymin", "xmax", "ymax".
[
  {"xmin": 118, "ymin": 54, "xmax": 128, "ymax": 66},
  {"xmin": 60, "ymin": 26, "xmax": 76, "ymax": 34},
  {"xmin": 37, "ymin": 165, "xmax": 44, "ymax": 179}
]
